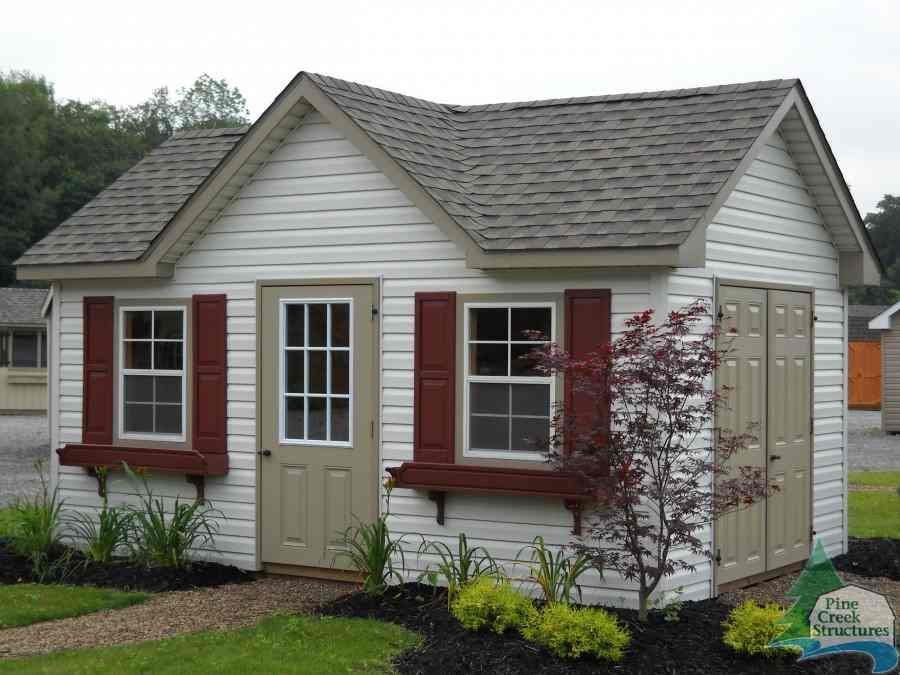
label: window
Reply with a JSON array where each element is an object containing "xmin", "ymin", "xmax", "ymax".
[
  {"xmin": 280, "ymin": 300, "xmax": 352, "ymax": 445},
  {"xmin": 7, "ymin": 330, "xmax": 45, "ymax": 368},
  {"xmin": 464, "ymin": 304, "xmax": 554, "ymax": 460},
  {"xmin": 119, "ymin": 308, "xmax": 186, "ymax": 440}
]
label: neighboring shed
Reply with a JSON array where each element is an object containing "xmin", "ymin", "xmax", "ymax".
[
  {"xmin": 869, "ymin": 303, "xmax": 900, "ymax": 431},
  {"xmin": 0, "ymin": 287, "xmax": 50, "ymax": 413},
  {"xmin": 848, "ymin": 304, "xmax": 887, "ymax": 409}
]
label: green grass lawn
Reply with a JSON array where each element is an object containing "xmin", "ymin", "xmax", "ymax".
[
  {"xmin": 0, "ymin": 614, "xmax": 418, "ymax": 674},
  {"xmin": 848, "ymin": 471, "xmax": 900, "ymax": 539},
  {"xmin": 0, "ymin": 584, "xmax": 149, "ymax": 629}
]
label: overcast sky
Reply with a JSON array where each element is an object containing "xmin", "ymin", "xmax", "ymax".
[{"xmin": 3, "ymin": 0, "xmax": 898, "ymax": 216}]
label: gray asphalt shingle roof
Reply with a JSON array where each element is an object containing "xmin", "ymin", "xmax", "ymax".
[
  {"xmin": 17, "ymin": 74, "xmax": 797, "ymax": 266},
  {"xmin": 0, "ymin": 288, "xmax": 48, "ymax": 326}
]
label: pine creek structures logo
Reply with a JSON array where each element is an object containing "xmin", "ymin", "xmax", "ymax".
[{"xmin": 769, "ymin": 540, "xmax": 898, "ymax": 673}]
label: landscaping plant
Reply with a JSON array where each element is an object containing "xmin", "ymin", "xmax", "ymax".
[
  {"xmin": 450, "ymin": 576, "xmax": 537, "ymax": 634},
  {"xmin": 522, "ymin": 603, "xmax": 630, "ymax": 662},
  {"xmin": 531, "ymin": 300, "xmax": 770, "ymax": 621},
  {"xmin": 515, "ymin": 535, "xmax": 591, "ymax": 604},
  {"xmin": 418, "ymin": 532, "xmax": 499, "ymax": 605},
  {"xmin": 67, "ymin": 467, "xmax": 134, "ymax": 563},
  {"xmin": 723, "ymin": 600, "xmax": 799, "ymax": 657},
  {"xmin": 6, "ymin": 460, "xmax": 68, "ymax": 580}
]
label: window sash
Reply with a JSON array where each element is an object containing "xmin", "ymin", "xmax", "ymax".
[{"xmin": 10, "ymin": 330, "xmax": 44, "ymax": 368}]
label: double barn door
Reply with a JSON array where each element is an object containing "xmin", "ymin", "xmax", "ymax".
[{"xmin": 716, "ymin": 285, "xmax": 812, "ymax": 587}]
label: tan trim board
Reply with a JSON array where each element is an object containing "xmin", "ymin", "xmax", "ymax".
[
  {"xmin": 18, "ymin": 261, "xmax": 173, "ymax": 281},
  {"xmin": 717, "ymin": 560, "xmax": 805, "ymax": 594},
  {"xmin": 714, "ymin": 277, "xmax": 815, "ymax": 294},
  {"xmin": 262, "ymin": 563, "xmax": 362, "ymax": 584}
]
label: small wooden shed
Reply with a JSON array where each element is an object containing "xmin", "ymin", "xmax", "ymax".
[
  {"xmin": 868, "ymin": 303, "xmax": 900, "ymax": 431},
  {"xmin": 0, "ymin": 287, "xmax": 49, "ymax": 413},
  {"xmin": 848, "ymin": 304, "xmax": 887, "ymax": 409}
]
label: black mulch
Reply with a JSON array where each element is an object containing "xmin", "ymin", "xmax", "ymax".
[
  {"xmin": 833, "ymin": 537, "xmax": 900, "ymax": 581},
  {"xmin": 321, "ymin": 583, "xmax": 873, "ymax": 675},
  {"xmin": 0, "ymin": 538, "xmax": 253, "ymax": 593}
]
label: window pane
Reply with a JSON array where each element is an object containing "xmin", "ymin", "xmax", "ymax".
[
  {"xmin": 511, "ymin": 383, "xmax": 550, "ymax": 416},
  {"xmin": 124, "ymin": 403, "xmax": 153, "ymax": 433},
  {"xmin": 470, "ymin": 343, "xmax": 507, "ymax": 376},
  {"xmin": 40, "ymin": 331, "xmax": 47, "ymax": 368},
  {"xmin": 285, "ymin": 397, "xmax": 304, "ymax": 439},
  {"xmin": 124, "ymin": 341, "xmax": 151, "ymax": 369},
  {"xmin": 124, "ymin": 375, "xmax": 153, "ymax": 403},
  {"xmin": 154, "ymin": 311, "xmax": 183, "ymax": 339},
  {"xmin": 154, "ymin": 341, "xmax": 183, "ymax": 370},
  {"xmin": 511, "ymin": 417, "xmax": 549, "ymax": 453},
  {"xmin": 308, "ymin": 351, "xmax": 326, "ymax": 394},
  {"xmin": 286, "ymin": 304, "xmax": 305, "ymax": 347},
  {"xmin": 332, "ymin": 351, "xmax": 349, "ymax": 395},
  {"xmin": 470, "ymin": 415, "xmax": 509, "ymax": 451},
  {"xmin": 331, "ymin": 303, "xmax": 350, "ymax": 347},
  {"xmin": 470, "ymin": 382, "xmax": 509, "ymax": 415},
  {"xmin": 511, "ymin": 307, "xmax": 551, "ymax": 341},
  {"xmin": 331, "ymin": 398, "xmax": 350, "ymax": 442},
  {"xmin": 12, "ymin": 333, "xmax": 37, "ymax": 367},
  {"xmin": 511, "ymin": 344, "xmax": 543, "ymax": 376},
  {"xmin": 124, "ymin": 311, "xmax": 152, "ymax": 339},
  {"xmin": 285, "ymin": 351, "xmax": 304, "ymax": 394},
  {"xmin": 155, "ymin": 404, "xmax": 182, "ymax": 434},
  {"xmin": 308, "ymin": 397, "xmax": 326, "ymax": 440},
  {"xmin": 470, "ymin": 308, "xmax": 507, "ymax": 341},
  {"xmin": 155, "ymin": 376, "xmax": 182, "ymax": 404},
  {"xmin": 308, "ymin": 304, "xmax": 326, "ymax": 347}
]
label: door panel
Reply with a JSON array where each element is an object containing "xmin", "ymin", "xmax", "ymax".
[
  {"xmin": 716, "ymin": 286, "xmax": 767, "ymax": 585},
  {"xmin": 260, "ymin": 284, "xmax": 376, "ymax": 569}
]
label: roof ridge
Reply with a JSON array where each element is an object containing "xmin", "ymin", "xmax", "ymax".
[{"xmin": 168, "ymin": 126, "xmax": 250, "ymax": 141}]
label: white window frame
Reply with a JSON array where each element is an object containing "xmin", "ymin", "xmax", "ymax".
[
  {"xmin": 9, "ymin": 329, "xmax": 45, "ymax": 369},
  {"xmin": 278, "ymin": 298, "xmax": 354, "ymax": 448},
  {"xmin": 463, "ymin": 301, "xmax": 555, "ymax": 461},
  {"xmin": 118, "ymin": 306, "xmax": 187, "ymax": 443}
]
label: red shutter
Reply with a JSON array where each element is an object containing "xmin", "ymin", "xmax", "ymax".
[
  {"xmin": 82, "ymin": 296, "xmax": 114, "ymax": 445},
  {"xmin": 565, "ymin": 289, "xmax": 612, "ymax": 452},
  {"xmin": 192, "ymin": 294, "xmax": 227, "ymax": 455},
  {"xmin": 413, "ymin": 292, "xmax": 456, "ymax": 463}
]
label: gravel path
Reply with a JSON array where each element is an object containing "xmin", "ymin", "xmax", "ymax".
[
  {"xmin": 848, "ymin": 410, "xmax": 900, "ymax": 471},
  {"xmin": 0, "ymin": 415, "xmax": 49, "ymax": 506},
  {"xmin": 0, "ymin": 575, "xmax": 356, "ymax": 659}
]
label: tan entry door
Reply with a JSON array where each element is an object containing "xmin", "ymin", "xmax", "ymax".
[
  {"xmin": 716, "ymin": 285, "xmax": 812, "ymax": 587},
  {"xmin": 259, "ymin": 284, "xmax": 376, "ymax": 569}
]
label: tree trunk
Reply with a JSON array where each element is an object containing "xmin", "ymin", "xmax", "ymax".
[{"xmin": 638, "ymin": 589, "xmax": 650, "ymax": 622}]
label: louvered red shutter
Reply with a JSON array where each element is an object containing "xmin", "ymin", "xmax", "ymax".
[
  {"xmin": 565, "ymin": 289, "xmax": 612, "ymax": 452},
  {"xmin": 82, "ymin": 296, "xmax": 114, "ymax": 445},
  {"xmin": 413, "ymin": 292, "xmax": 456, "ymax": 463},
  {"xmin": 192, "ymin": 294, "xmax": 227, "ymax": 456}
]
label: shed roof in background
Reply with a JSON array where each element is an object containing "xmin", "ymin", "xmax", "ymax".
[
  {"xmin": 849, "ymin": 304, "xmax": 888, "ymax": 340},
  {"xmin": 0, "ymin": 288, "xmax": 49, "ymax": 327}
]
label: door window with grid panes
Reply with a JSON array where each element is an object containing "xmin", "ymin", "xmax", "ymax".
[
  {"xmin": 464, "ymin": 304, "xmax": 554, "ymax": 460},
  {"xmin": 280, "ymin": 300, "xmax": 352, "ymax": 445}
]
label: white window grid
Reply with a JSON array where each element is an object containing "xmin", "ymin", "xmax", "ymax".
[
  {"xmin": 278, "ymin": 299, "xmax": 354, "ymax": 447},
  {"xmin": 118, "ymin": 306, "xmax": 187, "ymax": 442},
  {"xmin": 463, "ymin": 302, "xmax": 555, "ymax": 461}
]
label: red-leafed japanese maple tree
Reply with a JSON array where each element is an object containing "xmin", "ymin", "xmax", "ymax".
[{"xmin": 532, "ymin": 300, "xmax": 770, "ymax": 621}]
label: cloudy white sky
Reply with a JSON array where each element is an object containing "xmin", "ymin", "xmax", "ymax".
[{"xmin": 3, "ymin": 0, "xmax": 898, "ymax": 215}]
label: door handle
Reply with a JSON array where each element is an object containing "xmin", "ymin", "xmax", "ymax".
[
  {"xmin": 257, "ymin": 449, "xmax": 272, "ymax": 457},
  {"xmin": 769, "ymin": 454, "xmax": 781, "ymax": 461}
]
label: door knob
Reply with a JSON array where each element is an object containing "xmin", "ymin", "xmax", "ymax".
[
  {"xmin": 257, "ymin": 449, "xmax": 272, "ymax": 457},
  {"xmin": 769, "ymin": 454, "xmax": 781, "ymax": 461}
]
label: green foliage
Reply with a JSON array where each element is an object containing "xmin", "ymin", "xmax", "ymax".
[
  {"xmin": 850, "ymin": 195, "xmax": 900, "ymax": 304},
  {"xmin": 450, "ymin": 577, "xmax": 537, "ymax": 634},
  {"xmin": 124, "ymin": 464, "xmax": 220, "ymax": 568},
  {"xmin": 6, "ymin": 461, "xmax": 68, "ymax": 580},
  {"xmin": 0, "ymin": 614, "xmax": 418, "ymax": 674},
  {"xmin": 723, "ymin": 601, "xmax": 799, "ymax": 657},
  {"xmin": 0, "ymin": 584, "xmax": 147, "ymax": 628},
  {"xmin": 418, "ymin": 532, "xmax": 499, "ymax": 604},
  {"xmin": 516, "ymin": 536, "xmax": 591, "ymax": 604},
  {"xmin": 522, "ymin": 602, "xmax": 630, "ymax": 662}
]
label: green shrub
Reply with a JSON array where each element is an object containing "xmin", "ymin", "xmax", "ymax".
[
  {"xmin": 7, "ymin": 461, "xmax": 68, "ymax": 580},
  {"xmin": 418, "ymin": 532, "xmax": 498, "ymax": 605},
  {"xmin": 522, "ymin": 603, "xmax": 630, "ymax": 662},
  {"xmin": 69, "ymin": 502, "xmax": 133, "ymax": 564},
  {"xmin": 451, "ymin": 577, "xmax": 537, "ymax": 634},
  {"xmin": 515, "ymin": 536, "xmax": 591, "ymax": 605},
  {"xmin": 722, "ymin": 600, "xmax": 797, "ymax": 657}
]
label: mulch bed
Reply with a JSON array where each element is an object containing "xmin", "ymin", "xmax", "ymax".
[
  {"xmin": 833, "ymin": 537, "xmax": 900, "ymax": 581},
  {"xmin": 0, "ymin": 538, "xmax": 253, "ymax": 592},
  {"xmin": 321, "ymin": 583, "xmax": 873, "ymax": 675}
]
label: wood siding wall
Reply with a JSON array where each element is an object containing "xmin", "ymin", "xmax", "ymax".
[
  {"xmin": 848, "ymin": 341, "xmax": 881, "ymax": 409},
  {"xmin": 0, "ymin": 368, "xmax": 47, "ymax": 412},
  {"xmin": 881, "ymin": 322, "xmax": 900, "ymax": 432}
]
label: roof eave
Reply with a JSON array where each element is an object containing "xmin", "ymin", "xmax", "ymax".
[{"xmin": 17, "ymin": 260, "xmax": 174, "ymax": 281}]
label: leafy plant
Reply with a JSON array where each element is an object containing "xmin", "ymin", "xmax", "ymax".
[
  {"xmin": 6, "ymin": 460, "xmax": 68, "ymax": 580},
  {"xmin": 516, "ymin": 536, "xmax": 591, "ymax": 605},
  {"xmin": 124, "ymin": 464, "xmax": 220, "ymax": 568},
  {"xmin": 450, "ymin": 577, "xmax": 537, "ymax": 634},
  {"xmin": 418, "ymin": 532, "xmax": 499, "ymax": 605},
  {"xmin": 723, "ymin": 600, "xmax": 799, "ymax": 657},
  {"xmin": 522, "ymin": 603, "xmax": 630, "ymax": 662},
  {"xmin": 67, "ymin": 468, "xmax": 133, "ymax": 563}
]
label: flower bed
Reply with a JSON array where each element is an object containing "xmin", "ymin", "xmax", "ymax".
[{"xmin": 833, "ymin": 537, "xmax": 900, "ymax": 580}]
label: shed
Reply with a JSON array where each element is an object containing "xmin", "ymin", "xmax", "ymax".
[
  {"xmin": 15, "ymin": 73, "xmax": 882, "ymax": 602},
  {"xmin": 0, "ymin": 287, "xmax": 49, "ymax": 413},
  {"xmin": 868, "ymin": 303, "xmax": 900, "ymax": 431},
  {"xmin": 848, "ymin": 304, "xmax": 887, "ymax": 409}
]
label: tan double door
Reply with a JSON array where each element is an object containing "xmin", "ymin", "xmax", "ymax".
[
  {"xmin": 716, "ymin": 285, "xmax": 812, "ymax": 587},
  {"xmin": 259, "ymin": 284, "xmax": 376, "ymax": 570}
]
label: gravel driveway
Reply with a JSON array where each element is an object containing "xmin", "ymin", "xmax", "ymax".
[
  {"xmin": 848, "ymin": 410, "xmax": 900, "ymax": 471},
  {"xmin": 0, "ymin": 415, "xmax": 49, "ymax": 506}
]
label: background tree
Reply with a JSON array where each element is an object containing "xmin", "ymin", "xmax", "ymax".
[
  {"xmin": 850, "ymin": 194, "xmax": 900, "ymax": 304},
  {"xmin": 532, "ymin": 301, "xmax": 771, "ymax": 621}
]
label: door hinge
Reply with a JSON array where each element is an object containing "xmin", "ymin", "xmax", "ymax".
[
  {"xmin": 810, "ymin": 526, "xmax": 817, "ymax": 542},
  {"xmin": 715, "ymin": 548, "xmax": 722, "ymax": 567},
  {"xmin": 716, "ymin": 305, "xmax": 724, "ymax": 322},
  {"xmin": 370, "ymin": 420, "xmax": 375, "ymax": 439},
  {"xmin": 371, "ymin": 305, "xmax": 379, "ymax": 320}
]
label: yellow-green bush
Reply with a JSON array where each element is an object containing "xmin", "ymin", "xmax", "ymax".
[
  {"xmin": 450, "ymin": 577, "xmax": 537, "ymax": 634},
  {"xmin": 722, "ymin": 600, "xmax": 797, "ymax": 657},
  {"xmin": 522, "ymin": 603, "xmax": 630, "ymax": 662}
]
